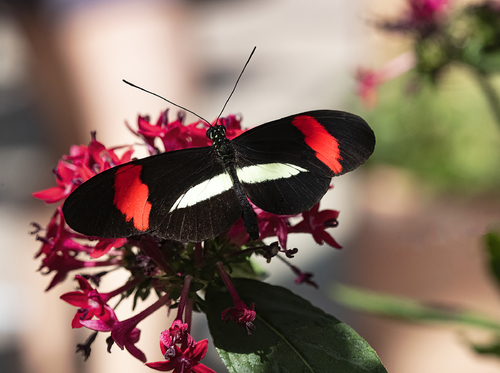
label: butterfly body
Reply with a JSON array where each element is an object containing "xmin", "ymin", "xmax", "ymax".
[{"xmin": 63, "ymin": 110, "xmax": 375, "ymax": 242}]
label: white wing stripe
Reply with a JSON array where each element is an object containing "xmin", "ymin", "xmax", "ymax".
[
  {"xmin": 169, "ymin": 163, "xmax": 308, "ymax": 212},
  {"xmin": 169, "ymin": 173, "xmax": 234, "ymax": 211},
  {"xmin": 237, "ymin": 163, "xmax": 308, "ymax": 184}
]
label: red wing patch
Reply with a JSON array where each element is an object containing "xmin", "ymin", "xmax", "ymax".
[
  {"xmin": 292, "ymin": 115, "xmax": 343, "ymax": 173},
  {"xmin": 113, "ymin": 164, "xmax": 151, "ymax": 231}
]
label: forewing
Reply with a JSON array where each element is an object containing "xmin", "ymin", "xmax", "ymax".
[
  {"xmin": 231, "ymin": 110, "xmax": 375, "ymax": 215},
  {"xmin": 63, "ymin": 147, "xmax": 242, "ymax": 242}
]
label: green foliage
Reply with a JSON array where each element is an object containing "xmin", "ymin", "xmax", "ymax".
[
  {"xmin": 453, "ymin": 3, "xmax": 500, "ymax": 74},
  {"xmin": 205, "ymin": 278, "xmax": 387, "ymax": 373},
  {"xmin": 415, "ymin": 34, "xmax": 453, "ymax": 79},
  {"xmin": 470, "ymin": 336, "xmax": 500, "ymax": 358},
  {"xmin": 334, "ymin": 284, "xmax": 500, "ymax": 331},
  {"xmin": 485, "ymin": 230, "xmax": 500, "ymax": 291},
  {"xmin": 360, "ymin": 70, "xmax": 500, "ymax": 192},
  {"xmin": 334, "ymin": 228, "xmax": 500, "ymax": 362}
]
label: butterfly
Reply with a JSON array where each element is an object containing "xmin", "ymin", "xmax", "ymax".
[{"xmin": 62, "ymin": 110, "xmax": 375, "ymax": 242}]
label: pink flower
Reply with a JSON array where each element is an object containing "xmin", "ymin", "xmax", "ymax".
[
  {"xmin": 216, "ymin": 262, "xmax": 256, "ymax": 334},
  {"xmin": 61, "ymin": 275, "xmax": 141, "ymax": 328},
  {"xmin": 132, "ymin": 111, "xmax": 244, "ymax": 155},
  {"xmin": 34, "ymin": 207, "xmax": 90, "ymax": 257},
  {"xmin": 356, "ymin": 68, "xmax": 384, "ymax": 109},
  {"xmin": 81, "ymin": 294, "xmax": 171, "ymax": 362},
  {"xmin": 32, "ymin": 106, "xmax": 352, "ymax": 368},
  {"xmin": 146, "ymin": 339, "xmax": 215, "ymax": 373},
  {"xmin": 160, "ymin": 320, "xmax": 195, "ymax": 356},
  {"xmin": 291, "ymin": 266, "xmax": 318, "ymax": 288},
  {"xmin": 378, "ymin": 0, "xmax": 449, "ymax": 35},
  {"xmin": 221, "ymin": 300, "xmax": 257, "ymax": 335},
  {"xmin": 409, "ymin": 0, "xmax": 448, "ymax": 25},
  {"xmin": 60, "ymin": 275, "xmax": 115, "ymax": 328},
  {"xmin": 33, "ymin": 135, "xmax": 133, "ymax": 203},
  {"xmin": 256, "ymin": 209, "xmax": 292, "ymax": 250},
  {"xmin": 32, "ymin": 160, "xmax": 78, "ymax": 203},
  {"xmin": 218, "ymin": 114, "xmax": 245, "ymax": 139},
  {"xmin": 90, "ymin": 237, "xmax": 127, "ymax": 258},
  {"xmin": 159, "ymin": 275, "xmax": 196, "ymax": 357},
  {"xmin": 34, "ymin": 208, "xmax": 121, "ymax": 290},
  {"xmin": 39, "ymin": 250, "xmax": 119, "ymax": 291},
  {"xmin": 86, "ymin": 137, "xmax": 134, "ymax": 173},
  {"xmin": 136, "ymin": 110, "xmax": 207, "ymax": 153},
  {"xmin": 226, "ymin": 205, "xmax": 292, "ymax": 248},
  {"xmin": 290, "ymin": 203, "xmax": 342, "ymax": 249},
  {"xmin": 356, "ymin": 52, "xmax": 416, "ymax": 108},
  {"xmin": 225, "ymin": 217, "xmax": 251, "ymax": 246},
  {"xmin": 227, "ymin": 202, "xmax": 345, "ymax": 254}
]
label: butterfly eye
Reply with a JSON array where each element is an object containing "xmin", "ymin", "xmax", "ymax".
[{"xmin": 206, "ymin": 127, "xmax": 213, "ymax": 139}]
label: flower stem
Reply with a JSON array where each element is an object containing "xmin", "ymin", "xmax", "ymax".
[
  {"xmin": 176, "ymin": 275, "xmax": 193, "ymax": 322},
  {"xmin": 215, "ymin": 262, "xmax": 243, "ymax": 305},
  {"xmin": 185, "ymin": 297, "xmax": 193, "ymax": 334},
  {"xmin": 126, "ymin": 293, "xmax": 171, "ymax": 325},
  {"xmin": 104, "ymin": 276, "xmax": 143, "ymax": 300},
  {"xmin": 474, "ymin": 71, "xmax": 500, "ymax": 129}
]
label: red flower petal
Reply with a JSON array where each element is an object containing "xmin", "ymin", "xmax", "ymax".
[{"xmin": 145, "ymin": 361, "xmax": 176, "ymax": 372}]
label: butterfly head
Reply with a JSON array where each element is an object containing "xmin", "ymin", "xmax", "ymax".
[{"xmin": 206, "ymin": 124, "xmax": 227, "ymax": 142}]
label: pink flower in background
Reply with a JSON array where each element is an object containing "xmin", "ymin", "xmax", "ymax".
[
  {"xmin": 409, "ymin": 0, "xmax": 448, "ymax": 25},
  {"xmin": 356, "ymin": 52, "xmax": 417, "ymax": 108},
  {"xmin": 378, "ymin": 0, "xmax": 449, "ymax": 33},
  {"xmin": 356, "ymin": 68, "xmax": 383, "ymax": 109}
]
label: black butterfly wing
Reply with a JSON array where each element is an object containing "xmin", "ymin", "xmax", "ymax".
[
  {"xmin": 231, "ymin": 110, "xmax": 375, "ymax": 215},
  {"xmin": 63, "ymin": 146, "xmax": 242, "ymax": 242},
  {"xmin": 63, "ymin": 110, "xmax": 374, "ymax": 242}
]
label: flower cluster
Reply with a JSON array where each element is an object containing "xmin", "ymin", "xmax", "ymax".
[
  {"xmin": 32, "ymin": 110, "xmax": 343, "ymax": 371},
  {"xmin": 378, "ymin": 0, "xmax": 449, "ymax": 36},
  {"xmin": 356, "ymin": 0, "xmax": 500, "ymax": 108}
]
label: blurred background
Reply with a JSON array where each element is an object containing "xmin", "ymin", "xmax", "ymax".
[{"xmin": 1, "ymin": 0, "xmax": 500, "ymax": 372}]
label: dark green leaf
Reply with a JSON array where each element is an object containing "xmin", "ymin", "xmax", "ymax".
[
  {"xmin": 486, "ymin": 231, "xmax": 500, "ymax": 289},
  {"xmin": 205, "ymin": 278, "xmax": 386, "ymax": 373},
  {"xmin": 471, "ymin": 336, "xmax": 500, "ymax": 357}
]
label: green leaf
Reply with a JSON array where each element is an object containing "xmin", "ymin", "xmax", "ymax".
[
  {"xmin": 470, "ymin": 336, "xmax": 500, "ymax": 357},
  {"xmin": 205, "ymin": 278, "xmax": 386, "ymax": 373},
  {"xmin": 334, "ymin": 284, "xmax": 500, "ymax": 331},
  {"xmin": 486, "ymin": 231, "xmax": 500, "ymax": 289}
]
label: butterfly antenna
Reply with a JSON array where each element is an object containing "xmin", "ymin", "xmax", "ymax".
[
  {"xmin": 215, "ymin": 46, "xmax": 256, "ymax": 126},
  {"xmin": 122, "ymin": 79, "xmax": 211, "ymax": 125}
]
